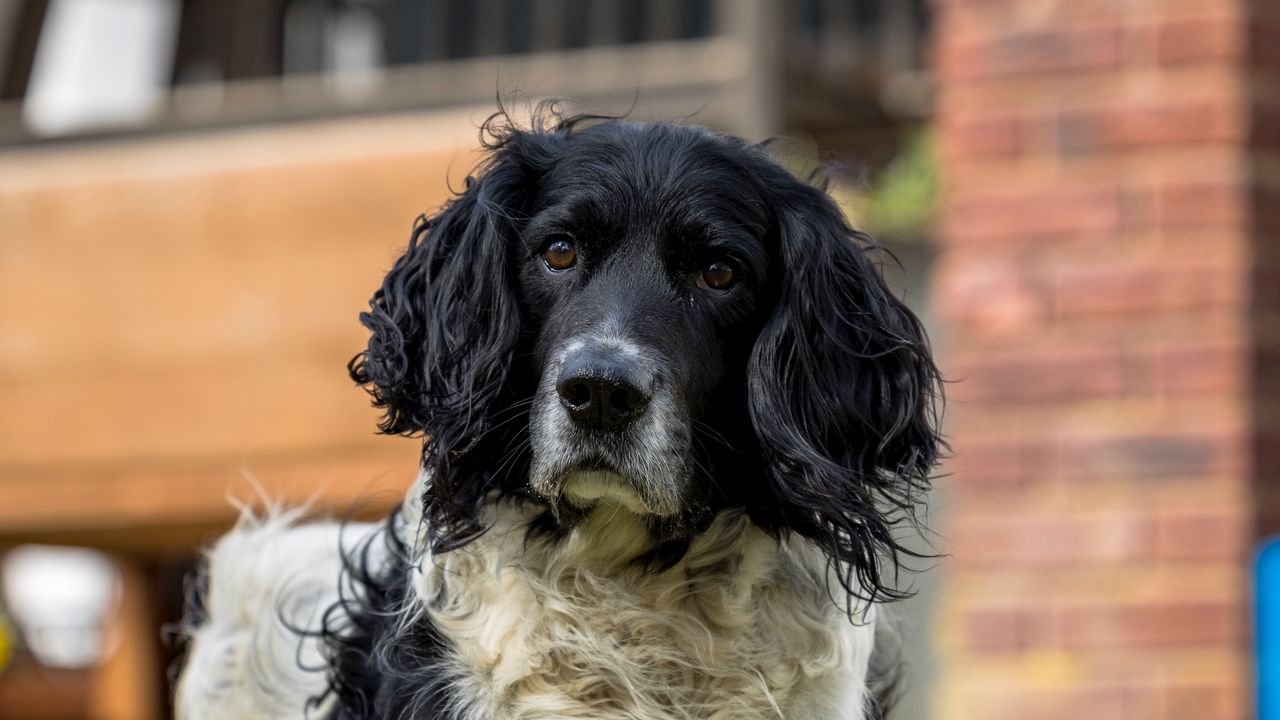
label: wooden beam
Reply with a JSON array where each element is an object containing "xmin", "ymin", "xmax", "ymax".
[{"xmin": 0, "ymin": 113, "xmax": 463, "ymax": 549}]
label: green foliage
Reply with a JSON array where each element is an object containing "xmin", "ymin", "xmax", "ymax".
[
  {"xmin": 774, "ymin": 126, "xmax": 938, "ymax": 240},
  {"xmin": 862, "ymin": 127, "xmax": 937, "ymax": 240}
]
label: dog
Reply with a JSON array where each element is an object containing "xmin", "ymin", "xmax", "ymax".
[{"xmin": 174, "ymin": 108, "xmax": 944, "ymax": 720}]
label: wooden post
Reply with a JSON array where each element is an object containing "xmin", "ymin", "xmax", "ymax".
[{"xmin": 87, "ymin": 557, "xmax": 162, "ymax": 720}]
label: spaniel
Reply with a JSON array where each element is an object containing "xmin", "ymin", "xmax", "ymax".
[{"xmin": 175, "ymin": 108, "xmax": 944, "ymax": 720}]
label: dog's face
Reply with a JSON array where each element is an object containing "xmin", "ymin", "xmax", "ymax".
[
  {"xmin": 518, "ymin": 130, "xmax": 774, "ymax": 523},
  {"xmin": 351, "ymin": 113, "xmax": 943, "ymax": 601}
]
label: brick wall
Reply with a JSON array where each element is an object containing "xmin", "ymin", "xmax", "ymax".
[
  {"xmin": 1252, "ymin": 3, "xmax": 1280, "ymax": 544},
  {"xmin": 930, "ymin": 0, "xmax": 1266, "ymax": 718}
]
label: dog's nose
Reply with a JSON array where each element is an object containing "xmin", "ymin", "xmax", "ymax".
[{"xmin": 556, "ymin": 354, "xmax": 652, "ymax": 431}]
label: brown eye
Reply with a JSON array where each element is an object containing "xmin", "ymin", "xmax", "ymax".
[
  {"xmin": 700, "ymin": 260, "xmax": 736, "ymax": 291},
  {"xmin": 543, "ymin": 237, "xmax": 577, "ymax": 271}
]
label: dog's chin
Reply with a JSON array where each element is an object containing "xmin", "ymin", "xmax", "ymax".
[
  {"xmin": 560, "ymin": 469, "xmax": 653, "ymax": 516},
  {"xmin": 528, "ymin": 442, "xmax": 690, "ymax": 520}
]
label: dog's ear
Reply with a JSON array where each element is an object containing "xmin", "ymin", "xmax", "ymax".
[
  {"xmin": 349, "ymin": 130, "xmax": 543, "ymax": 460},
  {"xmin": 748, "ymin": 179, "xmax": 945, "ymax": 605}
]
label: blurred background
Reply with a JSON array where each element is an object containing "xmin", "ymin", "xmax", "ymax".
[{"xmin": 0, "ymin": 0, "xmax": 1270, "ymax": 718}]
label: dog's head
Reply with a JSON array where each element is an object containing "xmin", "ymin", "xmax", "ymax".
[{"xmin": 350, "ymin": 110, "xmax": 944, "ymax": 601}]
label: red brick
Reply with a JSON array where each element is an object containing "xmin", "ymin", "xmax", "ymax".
[
  {"xmin": 941, "ymin": 112, "xmax": 1026, "ymax": 159},
  {"xmin": 942, "ymin": 187, "xmax": 1121, "ymax": 244},
  {"xmin": 1258, "ymin": 344, "xmax": 1280, "ymax": 396},
  {"xmin": 1056, "ymin": 100, "xmax": 1244, "ymax": 155},
  {"xmin": 934, "ymin": 254, "xmax": 1050, "ymax": 334},
  {"xmin": 929, "ymin": 0, "xmax": 1017, "ymax": 6},
  {"xmin": 963, "ymin": 682, "xmax": 1129, "ymax": 720},
  {"xmin": 1257, "ymin": 278, "xmax": 1280, "ymax": 328},
  {"xmin": 1252, "ymin": 101, "xmax": 1280, "ymax": 151},
  {"xmin": 1159, "ymin": 341, "xmax": 1246, "ymax": 396},
  {"xmin": 1256, "ymin": 469, "xmax": 1280, "ymax": 537},
  {"xmin": 951, "ymin": 511, "xmax": 1155, "ymax": 568},
  {"xmin": 947, "ymin": 431, "xmax": 1059, "ymax": 491},
  {"xmin": 1051, "ymin": 260, "xmax": 1244, "ymax": 319},
  {"xmin": 937, "ymin": 24, "xmax": 1121, "ymax": 81},
  {"xmin": 1155, "ymin": 14, "xmax": 1245, "ymax": 66},
  {"xmin": 946, "ymin": 439, "xmax": 1028, "ymax": 490},
  {"xmin": 1252, "ymin": 430, "xmax": 1280, "ymax": 482},
  {"xmin": 932, "ymin": 0, "xmax": 1115, "ymax": 15},
  {"xmin": 1250, "ymin": 19, "xmax": 1280, "ymax": 69},
  {"xmin": 1155, "ymin": 510, "xmax": 1246, "ymax": 561},
  {"xmin": 945, "ymin": 337, "xmax": 1245, "ymax": 407},
  {"xmin": 964, "ymin": 605, "xmax": 1052, "ymax": 653},
  {"xmin": 1056, "ymin": 600, "xmax": 1242, "ymax": 648},
  {"xmin": 948, "ymin": 346, "xmax": 1154, "ymax": 404},
  {"xmin": 1155, "ymin": 181, "xmax": 1246, "ymax": 230},
  {"xmin": 1163, "ymin": 682, "xmax": 1247, "ymax": 720},
  {"xmin": 1121, "ymin": 186, "xmax": 1158, "ymax": 232},
  {"xmin": 1255, "ymin": 186, "xmax": 1280, "ymax": 239},
  {"xmin": 1054, "ymin": 430, "xmax": 1239, "ymax": 482}
]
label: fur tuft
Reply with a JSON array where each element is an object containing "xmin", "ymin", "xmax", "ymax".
[{"xmin": 174, "ymin": 507, "xmax": 379, "ymax": 720}]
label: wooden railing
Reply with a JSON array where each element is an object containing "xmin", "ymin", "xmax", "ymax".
[{"xmin": 0, "ymin": 0, "xmax": 930, "ymax": 145}]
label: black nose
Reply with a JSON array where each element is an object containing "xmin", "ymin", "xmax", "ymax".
[{"xmin": 556, "ymin": 354, "xmax": 652, "ymax": 431}]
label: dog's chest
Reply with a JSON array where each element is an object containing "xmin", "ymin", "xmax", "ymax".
[{"xmin": 414, "ymin": 509, "xmax": 870, "ymax": 720}]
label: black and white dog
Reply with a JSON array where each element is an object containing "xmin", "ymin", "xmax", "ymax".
[{"xmin": 175, "ymin": 110, "xmax": 944, "ymax": 720}]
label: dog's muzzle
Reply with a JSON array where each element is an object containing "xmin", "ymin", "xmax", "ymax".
[{"xmin": 529, "ymin": 334, "xmax": 688, "ymax": 518}]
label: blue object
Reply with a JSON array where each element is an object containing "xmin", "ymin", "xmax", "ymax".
[{"xmin": 1260, "ymin": 537, "xmax": 1280, "ymax": 719}]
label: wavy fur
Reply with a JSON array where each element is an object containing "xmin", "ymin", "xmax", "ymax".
[{"xmin": 176, "ymin": 106, "xmax": 944, "ymax": 719}]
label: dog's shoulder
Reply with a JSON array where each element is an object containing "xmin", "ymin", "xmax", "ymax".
[{"xmin": 174, "ymin": 507, "xmax": 380, "ymax": 720}]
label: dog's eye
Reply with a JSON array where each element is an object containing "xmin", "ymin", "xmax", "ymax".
[
  {"xmin": 542, "ymin": 237, "xmax": 577, "ymax": 271},
  {"xmin": 699, "ymin": 260, "xmax": 736, "ymax": 291}
]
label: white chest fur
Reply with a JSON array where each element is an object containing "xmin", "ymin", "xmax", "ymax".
[{"xmin": 409, "ymin": 502, "xmax": 875, "ymax": 720}]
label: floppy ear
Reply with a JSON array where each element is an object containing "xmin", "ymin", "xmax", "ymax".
[
  {"xmin": 749, "ymin": 180, "xmax": 944, "ymax": 605},
  {"xmin": 349, "ymin": 132, "xmax": 539, "ymax": 488}
]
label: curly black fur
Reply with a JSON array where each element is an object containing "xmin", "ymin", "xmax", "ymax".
[
  {"xmin": 308, "ymin": 512, "xmax": 461, "ymax": 719},
  {"xmin": 329, "ymin": 103, "xmax": 945, "ymax": 718}
]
